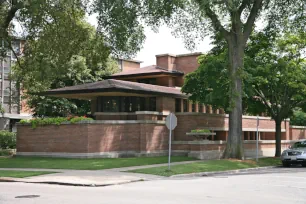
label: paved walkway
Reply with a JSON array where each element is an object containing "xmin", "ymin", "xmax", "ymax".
[{"xmin": 0, "ymin": 160, "xmax": 198, "ymax": 186}]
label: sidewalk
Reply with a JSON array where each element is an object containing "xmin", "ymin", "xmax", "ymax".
[{"xmin": 0, "ymin": 160, "xmax": 198, "ymax": 186}]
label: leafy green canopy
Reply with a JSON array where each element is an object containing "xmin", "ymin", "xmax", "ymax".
[
  {"xmin": 0, "ymin": 1, "xmax": 120, "ymax": 117},
  {"xmin": 183, "ymin": 31, "xmax": 306, "ymax": 121}
]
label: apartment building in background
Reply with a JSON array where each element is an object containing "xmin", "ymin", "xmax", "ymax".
[{"xmin": 0, "ymin": 38, "xmax": 32, "ymax": 131}]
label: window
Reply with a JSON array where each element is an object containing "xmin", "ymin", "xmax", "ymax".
[
  {"xmin": 175, "ymin": 98, "xmax": 181, "ymax": 112},
  {"xmin": 183, "ymin": 100, "xmax": 188, "ymax": 112},
  {"xmin": 199, "ymin": 104, "xmax": 205, "ymax": 113},
  {"xmin": 102, "ymin": 97, "xmax": 119, "ymax": 112},
  {"xmin": 192, "ymin": 103, "xmax": 195, "ymax": 112},
  {"xmin": 149, "ymin": 97, "xmax": 156, "ymax": 111},
  {"xmin": 100, "ymin": 96, "xmax": 148, "ymax": 112},
  {"xmin": 138, "ymin": 78, "xmax": 157, "ymax": 85},
  {"xmin": 4, "ymin": 89, "xmax": 10, "ymax": 96}
]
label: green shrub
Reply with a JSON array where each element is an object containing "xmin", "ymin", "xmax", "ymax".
[
  {"xmin": 20, "ymin": 116, "xmax": 94, "ymax": 128},
  {"xmin": 290, "ymin": 110, "xmax": 306, "ymax": 126},
  {"xmin": 191, "ymin": 129, "xmax": 211, "ymax": 133},
  {"xmin": 0, "ymin": 131, "xmax": 16, "ymax": 149},
  {"xmin": 0, "ymin": 149, "xmax": 14, "ymax": 156}
]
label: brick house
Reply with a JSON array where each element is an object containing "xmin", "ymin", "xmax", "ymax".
[{"xmin": 16, "ymin": 53, "xmax": 306, "ymax": 159}]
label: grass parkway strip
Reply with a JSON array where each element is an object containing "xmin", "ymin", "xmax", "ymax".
[
  {"xmin": 0, "ymin": 170, "xmax": 56, "ymax": 178},
  {"xmin": 128, "ymin": 158, "xmax": 282, "ymax": 177},
  {"xmin": 0, "ymin": 156, "xmax": 196, "ymax": 170}
]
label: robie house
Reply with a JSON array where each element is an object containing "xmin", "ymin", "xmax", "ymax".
[{"xmin": 16, "ymin": 53, "xmax": 306, "ymax": 159}]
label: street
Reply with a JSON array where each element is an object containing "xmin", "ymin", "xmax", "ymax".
[{"xmin": 1, "ymin": 167, "xmax": 306, "ymax": 204}]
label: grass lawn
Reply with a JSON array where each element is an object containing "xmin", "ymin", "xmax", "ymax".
[
  {"xmin": 0, "ymin": 170, "xmax": 56, "ymax": 178},
  {"xmin": 0, "ymin": 156, "xmax": 196, "ymax": 170},
  {"xmin": 128, "ymin": 157, "xmax": 282, "ymax": 177}
]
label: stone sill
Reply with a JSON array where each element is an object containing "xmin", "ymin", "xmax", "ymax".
[
  {"xmin": 186, "ymin": 132, "xmax": 217, "ymax": 136},
  {"xmin": 189, "ymin": 126, "xmax": 286, "ymax": 132},
  {"xmin": 94, "ymin": 111, "xmax": 169, "ymax": 116},
  {"xmin": 174, "ymin": 113, "xmax": 290, "ymax": 121},
  {"xmin": 17, "ymin": 120, "xmax": 166, "ymax": 126},
  {"xmin": 290, "ymin": 126, "xmax": 306, "ymax": 129},
  {"xmin": 173, "ymin": 140, "xmax": 298, "ymax": 145}
]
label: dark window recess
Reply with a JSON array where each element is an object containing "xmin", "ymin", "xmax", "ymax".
[
  {"xmin": 102, "ymin": 97, "xmax": 119, "ymax": 112},
  {"xmin": 183, "ymin": 100, "xmax": 188, "ymax": 112},
  {"xmin": 138, "ymin": 78, "xmax": 157, "ymax": 85},
  {"xmin": 199, "ymin": 104, "xmax": 204, "ymax": 112},
  {"xmin": 192, "ymin": 103, "xmax": 196, "ymax": 112},
  {"xmin": 149, "ymin": 97, "xmax": 156, "ymax": 111},
  {"xmin": 175, "ymin": 98, "xmax": 181, "ymax": 112},
  {"xmin": 98, "ymin": 96, "xmax": 148, "ymax": 112}
]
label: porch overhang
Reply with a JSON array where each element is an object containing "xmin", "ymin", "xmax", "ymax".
[{"xmin": 42, "ymin": 79, "xmax": 188, "ymax": 100}]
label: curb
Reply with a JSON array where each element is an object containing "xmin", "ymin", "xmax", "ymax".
[
  {"xmin": 170, "ymin": 166, "xmax": 279, "ymax": 178},
  {"xmin": 0, "ymin": 178, "xmax": 145, "ymax": 187}
]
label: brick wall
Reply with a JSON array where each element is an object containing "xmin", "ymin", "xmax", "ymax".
[
  {"xmin": 16, "ymin": 121, "xmax": 168, "ymax": 158},
  {"xmin": 175, "ymin": 55, "xmax": 200, "ymax": 74},
  {"xmin": 289, "ymin": 126, "xmax": 306, "ymax": 140},
  {"xmin": 122, "ymin": 61, "xmax": 140, "ymax": 71},
  {"xmin": 156, "ymin": 96, "xmax": 175, "ymax": 113},
  {"xmin": 155, "ymin": 54, "xmax": 201, "ymax": 73},
  {"xmin": 172, "ymin": 140, "xmax": 294, "ymax": 159},
  {"xmin": 17, "ymin": 124, "xmax": 89, "ymax": 153},
  {"xmin": 173, "ymin": 113, "xmax": 288, "ymax": 141}
]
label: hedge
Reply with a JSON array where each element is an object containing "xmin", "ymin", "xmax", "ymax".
[
  {"xmin": 20, "ymin": 116, "xmax": 94, "ymax": 128},
  {"xmin": 0, "ymin": 131, "xmax": 16, "ymax": 149}
]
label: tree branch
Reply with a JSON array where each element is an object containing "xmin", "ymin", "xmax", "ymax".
[
  {"xmin": 238, "ymin": 0, "xmax": 250, "ymax": 15},
  {"xmin": 254, "ymin": 88, "xmax": 276, "ymax": 117},
  {"xmin": 203, "ymin": 4, "xmax": 230, "ymax": 41},
  {"xmin": 243, "ymin": 0, "xmax": 263, "ymax": 44}
]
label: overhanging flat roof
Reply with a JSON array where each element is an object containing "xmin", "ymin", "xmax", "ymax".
[
  {"xmin": 107, "ymin": 65, "xmax": 184, "ymax": 79},
  {"xmin": 43, "ymin": 79, "xmax": 188, "ymax": 99}
]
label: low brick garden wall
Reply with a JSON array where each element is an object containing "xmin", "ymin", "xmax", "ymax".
[
  {"xmin": 17, "ymin": 120, "xmax": 168, "ymax": 158},
  {"xmin": 172, "ymin": 140, "xmax": 296, "ymax": 160}
]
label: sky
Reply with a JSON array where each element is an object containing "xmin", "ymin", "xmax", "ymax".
[{"xmin": 87, "ymin": 15, "xmax": 212, "ymax": 67}]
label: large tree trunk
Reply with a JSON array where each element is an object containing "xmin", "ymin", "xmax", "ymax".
[
  {"xmin": 223, "ymin": 36, "xmax": 244, "ymax": 159},
  {"xmin": 275, "ymin": 120, "xmax": 282, "ymax": 157}
]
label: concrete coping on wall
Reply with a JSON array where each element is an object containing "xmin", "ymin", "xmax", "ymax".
[
  {"xmin": 17, "ymin": 120, "xmax": 166, "ymax": 126},
  {"xmin": 94, "ymin": 112, "xmax": 136, "ymax": 116},
  {"xmin": 174, "ymin": 112, "xmax": 290, "ymax": 121},
  {"xmin": 194, "ymin": 126, "xmax": 286, "ymax": 132},
  {"xmin": 290, "ymin": 126, "xmax": 306, "ymax": 129},
  {"xmin": 93, "ymin": 111, "xmax": 169, "ymax": 116},
  {"xmin": 173, "ymin": 140, "xmax": 299, "ymax": 145},
  {"xmin": 186, "ymin": 132, "xmax": 217, "ymax": 136}
]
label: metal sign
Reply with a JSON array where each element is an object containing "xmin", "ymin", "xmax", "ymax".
[
  {"xmin": 166, "ymin": 113, "xmax": 177, "ymax": 170},
  {"xmin": 166, "ymin": 113, "xmax": 177, "ymax": 130}
]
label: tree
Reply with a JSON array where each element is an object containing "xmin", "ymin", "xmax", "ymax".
[
  {"xmin": 183, "ymin": 31, "xmax": 306, "ymax": 157},
  {"xmin": 0, "ymin": 1, "xmax": 123, "ymax": 117},
  {"xmin": 12, "ymin": 20, "xmax": 119, "ymax": 116},
  {"xmin": 96, "ymin": 0, "xmax": 306, "ymax": 159},
  {"xmin": 247, "ymin": 33, "xmax": 306, "ymax": 157}
]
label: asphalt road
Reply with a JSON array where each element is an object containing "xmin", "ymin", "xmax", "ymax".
[{"xmin": 1, "ymin": 167, "xmax": 306, "ymax": 204}]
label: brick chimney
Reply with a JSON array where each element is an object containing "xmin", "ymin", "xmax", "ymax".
[
  {"xmin": 155, "ymin": 54, "xmax": 177, "ymax": 71},
  {"xmin": 156, "ymin": 53, "xmax": 203, "ymax": 73}
]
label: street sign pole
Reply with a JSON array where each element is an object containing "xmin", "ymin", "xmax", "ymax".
[
  {"xmin": 165, "ymin": 113, "xmax": 177, "ymax": 171},
  {"xmin": 256, "ymin": 116, "xmax": 259, "ymax": 162},
  {"xmin": 168, "ymin": 113, "xmax": 172, "ymax": 170}
]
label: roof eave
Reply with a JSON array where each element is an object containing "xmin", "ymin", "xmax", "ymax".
[
  {"xmin": 106, "ymin": 72, "xmax": 184, "ymax": 79},
  {"xmin": 43, "ymin": 87, "xmax": 188, "ymax": 99}
]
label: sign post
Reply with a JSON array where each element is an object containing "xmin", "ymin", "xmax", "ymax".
[
  {"xmin": 256, "ymin": 116, "xmax": 259, "ymax": 162},
  {"xmin": 165, "ymin": 113, "xmax": 177, "ymax": 170}
]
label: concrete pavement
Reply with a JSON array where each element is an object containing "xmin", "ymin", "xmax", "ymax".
[
  {"xmin": 1, "ymin": 167, "xmax": 306, "ymax": 204},
  {"xmin": 0, "ymin": 160, "xmax": 198, "ymax": 186}
]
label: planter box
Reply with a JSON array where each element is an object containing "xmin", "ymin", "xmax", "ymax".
[{"xmin": 186, "ymin": 132, "xmax": 216, "ymax": 140}]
